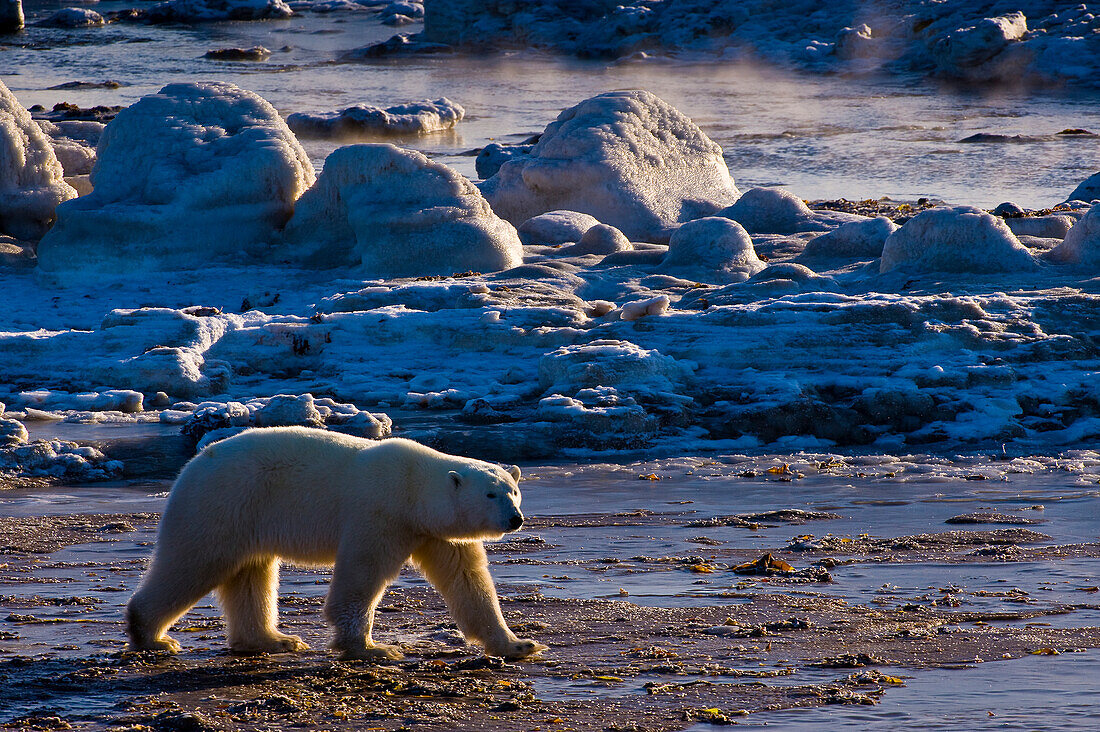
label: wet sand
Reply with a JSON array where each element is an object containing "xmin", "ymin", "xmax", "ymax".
[{"xmin": 3, "ymin": 451, "xmax": 1100, "ymax": 729}]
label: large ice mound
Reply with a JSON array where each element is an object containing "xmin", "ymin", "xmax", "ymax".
[
  {"xmin": 880, "ymin": 206, "xmax": 1036, "ymax": 274},
  {"xmin": 146, "ymin": 0, "xmax": 293, "ymax": 22},
  {"xmin": 286, "ymin": 98, "xmax": 464, "ymax": 138},
  {"xmin": 481, "ymin": 90, "xmax": 739, "ymax": 242},
  {"xmin": 37, "ymin": 82, "xmax": 314, "ymax": 277},
  {"xmin": 1067, "ymin": 172, "xmax": 1100, "ymax": 204},
  {"xmin": 282, "ymin": 143, "xmax": 522, "ymax": 276},
  {"xmin": 719, "ymin": 187, "xmax": 863, "ymax": 234},
  {"xmin": 0, "ymin": 79, "xmax": 77, "ymax": 240}
]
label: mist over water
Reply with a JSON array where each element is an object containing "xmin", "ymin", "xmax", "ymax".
[{"xmin": 5, "ymin": 5, "xmax": 1098, "ymax": 208}]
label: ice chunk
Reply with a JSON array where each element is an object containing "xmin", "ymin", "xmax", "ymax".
[
  {"xmin": 619, "ymin": 295, "xmax": 669, "ymax": 322},
  {"xmin": 282, "ymin": 143, "xmax": 521, "ymax": 276},
  {"xmin": 0, "ymin": 439, "xmax": 122, "ymax": 481},
  {"xmin": 1066, "ymin": 172, "xmax": 1100, "ymax": 204},
  {"xmin": 254, "ymin": 393, "xmax": 323, "ymax": 427},
  {"xmin": 36, "ymin": 119, "xmax": 103, "ymax": 176},
  {"xmin": 38, "ymin": 82, "xmax": 314, "ymax": 277},
  {"xmin": 40, "ymin": 7, "xmax": 105, "ymax": 26},
  {"xmin": 286, "ymin": 98, "xmax": 464, "ymax": 138},
  {"xmin": 931, "ymin": 13, "xmax": 1028, "ymax": 79},
  {"xmin": 834, "ymin": 24, "xmax": 878, "ymax": 61},
  {"xmin": 0, "ymin": 78, "xmax": 76, "ymax": 239},
  {"xmin": 1050, "ymin": 203, "xmax": 1100, "ymax": 267},
  {"xmin": 563, "ymin": 223, "xmax": 631, "ymax": 256},
  {"xmin": 146, "ymin": 0, "xmax": 292, "ymax": 22},
  {"xmin": 661, "ymin": 216, "xmax": 764, "ymax": 283},
  {"xmin": 1004, "ymin": 215, "xmax": 1074, "ymax": 240},
  {"xmin": 880, "ymin": 206, "xmax": 1036, "ymax": 274},
  {"xmin": 539, "ymin": 339, "xmax": 691, "ymax": 394},
  {"xmin": 802, "ymin": 216, "xmax": 898, "ymax": 259},
  {"xmin": 719, "ymin": 187, "xmax": 863, "ymax": 234},
  {"xmin": 517, "ymin": 210, "xmax": 600, "ymax": 246},
  {"xmin": 481, "ymin": 90, "xmax": 739, "ymax": 242},
  {"xmin": 0, "ymin": 417, "xmax": 27, "ymax": 447},
  {"xmin": 475, "ymin": 141, "xmax": 534, "ymax": 179}
]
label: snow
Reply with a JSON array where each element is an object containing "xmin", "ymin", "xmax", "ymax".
[
  {"xmin": 281, "ymin": 143, "xmax": 522, "ymax": 276},
  {"xmin": 880, "ymin": 206, "xmax": 1037, "ymax": 274},
  {"xmin": 930, "ymin": 12, "xmax": 1029, "ymax": 81},
  {"xmin": 0, "ymin": 78, "xmax": 76, "ymax": 240},
  {"xmin": 36, "ymin": 119, "xmax": 102, "ymax": 176},
  {"xmin": 660, "ymin": 217, "xmax": 765, "ymax": 283},
  {"xmin": 286, "ymin": 98, "xmax": 464, "ymax": 138},
  {"xmin": 37, "ymin": 82, "xmax": 314, "ymax": 278},
  {"xmin": 481, "ymin": 90, "xmax": 739, "ymax": 242},
  {"xmin": 563, "ymin": 224, "xmax": 632, "ymax": 256}
]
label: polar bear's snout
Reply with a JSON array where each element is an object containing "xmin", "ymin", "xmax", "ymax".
[{"xmin": 509, "ymin": 513, "xmax": 523, "ymax": 530}]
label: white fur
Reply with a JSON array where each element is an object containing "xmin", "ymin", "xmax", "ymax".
[{"xmin": 126, "ymin": 427, "xmax": 544, "ymax": 660}]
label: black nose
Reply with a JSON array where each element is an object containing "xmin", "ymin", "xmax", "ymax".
[{"xmin": 509, "ymin": 515, "xmax": 523, "ymax": 530}]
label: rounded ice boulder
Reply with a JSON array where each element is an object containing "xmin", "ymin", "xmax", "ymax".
[
  {"xmin": 282, "ymin": 143, "xmax": 522, "ymax": 277},
  {"xmin": 879, "ymin": 206, "xmax": 1036, "ymax": 274},
  {"xmin": 517, "ymin": 210, "xmax": 600, "ymax": 246},
  {"xmin": 481, "ymin": 90, "xmax": 739, "ymax": 242},
  {"xmin": 661, "ymin": 217, "xmax": 764, "ymax": 283},
  {"xmin": 0, "ymin": 79, "xmax": 76, "ymax": 240},
  {"xmin": 1066, "ymin": 172, "xmax": 1100, "ymax": 204},
  {"xmin": 37, "ymin": 82, "xmax": 314, "ymax": 276},
  {"xmin": 802, "ymin": 216, "xmax": 898, "ymax": 259},
  {"xmin": 1049, "ymin": 203, "xmax": 1100, "ymax": 267}
]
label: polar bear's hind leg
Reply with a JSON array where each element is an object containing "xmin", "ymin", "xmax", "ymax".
[{"xmin": 220, "ymin": 557, "xmax": 308, "ymax": 654}]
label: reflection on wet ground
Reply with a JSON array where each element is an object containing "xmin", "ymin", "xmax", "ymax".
[{"xmin": 2, "ymin": 451, "xmax": 1099, "ymax": 728}]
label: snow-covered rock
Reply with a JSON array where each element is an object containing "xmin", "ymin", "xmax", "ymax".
[
  {"xmin": 880, "ymin": 206, "xmax": 1036, "ymax": 274},
  {"xmin": 37, "ymin": 82, "xmax": 314, "ymax": 277},
  {"xmin": 564, "ymin": 223, "xmax": 631, "ymax": 256},
  {"xmin": 40, "ymin": 7, "xmax": 105, "ymax": 27},
  {"xmin": 282, "ymin": 143, "xmax": 522, "ymax": 276},
  {"xmin": 517, "ymin": 210, "xmax": 599, "ymax": 246},
  {"xmin": 146, "ymin": 0, "xmax": 292, "ymax": 22},
  {"xmin": 802, "ymin": 216, "xmax": 898, "ymax": 259},
  {"xmin": 481, "ymin": 90, "xmax": 739, "ymax": 242},
  {"xmin": 660, "ymin": 216, "xmax": 765, "ymax": 283},
  {"xmin": 475, "ymin": 141, "xmax": 534, "ymax": 179},
  {"xmin": 539, "ymin": 339, "xmax": 691, "ymax": 395},
  {"xmin": 1004, "ymin": 215, "xmax": 1075, "ymax": 240},
  {"xmin": 1049, "ymin": 203, "xmax": 1100, "ymax": 267},
  {"xmin": 0, "ymin": 78, "xmax": 77, "ymax": 240},
  {"xmin": 1067, "ymin": 172, "xmax": 1100, "ymax": 204},
  {"xmin": 719, "ymin": 187, "xmax": 862, "ymax": 234},
  {"xmin": 0, "ymin": 439, "xmax": 122, "ymax": 481},
  {"xmin": 930, "ymin": 12, "xmax": 1028, "ymax": 80},
  {"xmin": 286, "ymin": 98, "xmax": 463, "ymax": 138}
]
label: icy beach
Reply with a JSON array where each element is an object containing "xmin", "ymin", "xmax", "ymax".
[{"xmin": 2, "ymin": 0, "xmax": 1100, "ymax": 727}]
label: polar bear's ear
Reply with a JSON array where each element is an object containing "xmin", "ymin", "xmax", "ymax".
[
  {"xmin": 449, "ymin": 470, "xmax": 463, "ymax": 489},
  {"xmin": 507, "ymin": 465, "xmax": 521, "ymax": 482}
]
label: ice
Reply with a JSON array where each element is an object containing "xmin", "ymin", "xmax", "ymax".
[
  {"xmin": 880, "ymin": 206, "xmax": 1037, "ymax": 274},
  {"xmin": 562, "ymin": 224, "xmax": 632, "ymax": 256},
  {"xmin": 282, "ymin": 143, "xmax": 522, "ymax": 276},
  {"xmin": 0, "ymin": 417, "xmax": 28, "ymax": 447},
  {"xmin": 660, "ymin": 217, "xmax": 765, "ymax": 283},
  {"xmin": 35, "ymin": 119, "xmax": 102, "ymax": 176},
  {"xmin": 481, "ymin": 90, "xmax": 739, "ymax": 242},
  {"xmin": 517, "ymin": 210, "xmax": 600, "ymax": 247},
  {"xmin": 145, "ymin": 0, "xmax": 293, "ymax": 22},
  {"xmin": 1067, "ymin": 172, "xmax": 1100, "ymax": 204},
  {"xmin": 1004, "ymin": 214, "xmax": 1075, "ymax": 240},
  {"xmin": 37, "ymin": 82, "xmax": 314, "ymax": 278},
  {"xmin": 930, "ymin": 12, "xmax": 1029, "ymax": 81},
  {"xmin": 475, "ymin": 141, "xmax": 535, "ymax": 180},
  {"xmin": 286, "ymin": 98, "xmax": 463, "ymax": 138},
  {"xmin": 40, "ymin": 7, "xmax": 105, "ymax": 27},
  {"xmin": 801, "ymin": 216, "xmax": 898, "ymax": 259},
  {"xmin": 0, "ymin": 79, "xmax": 76, "ymax": 240},
  {"xmin": 0, "ymin": 437, "xmax": 122, "ymax": 480},
  {"xmin": 719, "ymin": 187, "xmax": 863, "ymax": 234},
  {"xmin": 1050, "ymin": 203, "xmax": 1100, "ymax": 267}
]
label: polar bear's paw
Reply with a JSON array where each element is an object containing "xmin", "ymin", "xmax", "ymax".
[
  {"xmin": 490, "ymin": 638, "xmax": 549, "ymax": 660},
  {"xmin": 130, "ymin": 635, "xmax": 182, "ymax": 654},
  {"xmin": 231, "ymin": 633, "xmax": 310, "ymax": 655},
  {"xmin": 339, "ymin": 642, "xmax": 404, "ymax": 662}
]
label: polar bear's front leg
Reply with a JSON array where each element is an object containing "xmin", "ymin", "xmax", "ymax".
[
  {"xmin": 412, "ymin": 538, "xmax": 547, "ymax": 660},
  {"xmin": 325, "ymin": 544, "xmax": 408, "ymax": 661}
]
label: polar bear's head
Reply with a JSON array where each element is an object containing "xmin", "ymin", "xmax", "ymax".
[{"xmin": 442, "ymin": 463, "xmax": 524, "ymax": 540}]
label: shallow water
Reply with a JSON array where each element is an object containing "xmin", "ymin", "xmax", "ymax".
[{"xmin": 5, "ymin": 4, "xmax": 1099, "ymax": 207}]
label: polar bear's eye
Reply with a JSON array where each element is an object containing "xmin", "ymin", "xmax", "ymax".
[{"xmin": 486, "ymin": 492, "xmax": 497, "ymax": 499}]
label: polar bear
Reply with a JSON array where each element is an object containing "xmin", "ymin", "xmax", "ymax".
[{"xmin": 126, "ymin": 427, "xmax": 545, "ymax": 661}]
